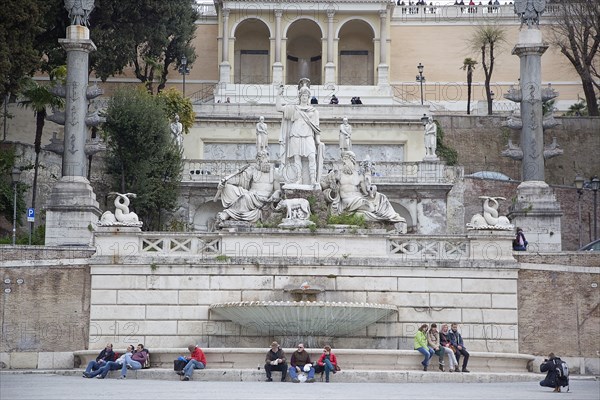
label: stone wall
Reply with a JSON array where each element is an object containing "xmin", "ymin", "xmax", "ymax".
[
  {"xmin": 0, "ymin": 261, "xmax": 91, "ymax": 368},
  {"xmin": 88, "ymin": 258, "xmax": 520, "ymax": 354},
  {"xmin": 517, "ymin": 267, "xmax": 599, "ymax": 359},
  {"xmin": 436, "ymin": 115, "xmax": 600, "ymax": 187},
  {"xmin": 0, "ymin": 246, "xmax": 597, "ymax": 371}
]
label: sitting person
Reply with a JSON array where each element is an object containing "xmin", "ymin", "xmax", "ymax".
[
  {"xmin": 83, "ymin": 343, "xmax": 115, "ymax": 377},
  {"xmin": 540, "ymin": 353, "xmax": 569, "ymax": 392},
  {"xmin": 427, "ymin": 323, "xmax": 445, "ymax": 371},
  {"xmin": 178, "ymin": 344, "xmax": 207, "ymax": 381},
  {"xmin": 448, "ymin": 323, "xmax": 470, "ymax": 372},
  {"xmin": 119, "ymin": 343, "xmax": 149, "ymax": 379},
  {"xmin": 264, "ymin": 341, "xmax": 287, "ymax": 382},
  {"xmin": 512, "ymin": 227, "xmax": 528, "ymax": 251},
  {"xmin": 329, "ymin": 95, "xmax": 339, "ymax": 104},
  {"xmin": 440, "ymin": 324, "xmax": 458, "ymax": 372},
  {"xmin": 288, "ymin": 343, "xmax": 315, "ymax": 383},
  {"xmin": 316, "ymin": 345, "xmax": 338, "ymax": 383},
  {"xmin": 414, "ymin": 324, "xmax": 434, "ymax": 371},
  {"xmin": 86, "ymin": 345, "xmax": 134, "ymax": 379}
]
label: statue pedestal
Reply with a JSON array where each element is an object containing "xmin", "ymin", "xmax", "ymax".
[
  {"xmin": 45, "ymin": 176, "xmax": 102, "ymax": 246},
  {"xmin": 377, "ymin": 64, "xmax": 389, "ymax": 86},
  {"xmin": 272, "ymin": 62, "xmax": 283, "ymax": 85},
  {"xmin": 219, "ymin": 62, "xmax": 231, "ymax": 84},
  {"xmin": 508, "ymin": 181, "xmax": 562, "ymax": 252},
  {"xmin": 324, "ymin": 62, "xmax": 336, "ymax": 85}
]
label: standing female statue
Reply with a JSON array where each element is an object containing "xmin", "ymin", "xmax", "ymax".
[{"xmin": 276, "ymin": 79, "xmax": 324, "ymax": 187}]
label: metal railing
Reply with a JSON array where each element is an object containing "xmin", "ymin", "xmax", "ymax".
[{"xmin": 189, "ymin": 82, "xmax": 217, "ymax": 104}]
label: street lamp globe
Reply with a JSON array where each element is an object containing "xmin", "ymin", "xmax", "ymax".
[
  {"xmin": 591, "ymin": 176, "xmax": 600, "ymax": 191},
  {"xmin": 11, "ymin": 166, "xmax": 21, "ymax": 183},
  {"xmin": 574, "ymin": 175, "xmax": 585, "ymax": 191}
]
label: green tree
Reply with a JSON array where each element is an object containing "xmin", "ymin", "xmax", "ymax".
[
  {"xmin": 90, "ymin": 0, "xmax": 198, "ymax": 93},
  {"xmin": 461, "ymin": 58, "xmax": 478, "ymax": 115},
  {"xmin": 548, "ymin": 1, "xmax": 599, "ymax": 116},
  {"xmin": 156, "ymin": 88, "xmax": 195, "ymax": 134},
  {"xmin": 0, "ymin": 0, "xmax": 48, "ymax": 98},
  {"xmin": 18, "ymin": 71, "xmax": 64, "ymax": 238},
  {"xmin": 102, "ymin": 87, "xmax": 183, "ymax": 230},
  {"xmin": 0, "ymin": 146, "xmax": 26, "ymax": 237},
  {"xmin": 469, "ymin": 25, "xmax": 506, "ymax": 115}
]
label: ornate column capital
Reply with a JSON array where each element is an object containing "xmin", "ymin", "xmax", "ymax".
[
  {"xmin": 327, "ymin": 9, "xmax": 335, "ymax": 19},
  {"xmin": 275, "ymin": 9, "xmax": 283, "ymax": 18}
]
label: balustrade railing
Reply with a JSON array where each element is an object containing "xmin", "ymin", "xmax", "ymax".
[
  {"xmin": 183, "ymin": 159, "xmax": 462, "ymax": 185},
  {"xmin": 393, "ymin": 4, "xmax": 560, "ymax": 20},
  {"xmin": 140, "ymin": 233, "xmax": 221, "ymax": 255}
]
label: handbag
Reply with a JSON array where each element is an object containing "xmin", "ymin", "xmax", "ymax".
[
  {"xmin": 174, "ymin": 359, "xmax": 187, "ymax": 371},
  {"xmin": 334, "ymin": 364, "xmax": 341, "ymax": 372}
]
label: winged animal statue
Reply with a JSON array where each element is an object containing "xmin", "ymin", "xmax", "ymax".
[
  {"xmin": 64, "ymin": 0, "xmax": 95, "ymax": 26},
  {"xmin": 514, "ymin": 0, "xmax": 545, "ymax": 28}
]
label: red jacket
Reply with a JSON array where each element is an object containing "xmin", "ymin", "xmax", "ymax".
[
  {"xmin": 189, "ymin": 347, "xmax": 207, "ymax": 365},
  {"xmin": 317, "ymin": 352, "xmax": 338, "ymax": 367}
]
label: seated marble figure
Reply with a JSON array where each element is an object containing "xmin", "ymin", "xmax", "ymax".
[
  {"xmin": 321, "ymin": 151, "xmax": 406, "ymax": 230},
  {"xmin": 215, "ymin": 151, "xmax": 281, "ymax": 224}
]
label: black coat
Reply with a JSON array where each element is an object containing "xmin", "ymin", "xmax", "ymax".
[
  {"xmin": 540, "ymin": 358, "xmax": 567, "ymax": 388},
  {"xmin": 96, "ymin": 348, "xmax": 115, "ymax": 362}
]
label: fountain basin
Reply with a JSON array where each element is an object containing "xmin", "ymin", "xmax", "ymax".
[{"xmin": 209, "ymin": 301, "xmax": 397, "ymax": 336}]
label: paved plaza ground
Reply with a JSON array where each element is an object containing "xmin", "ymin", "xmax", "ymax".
[{"xmin": 1, "ymin": 373, "xmax": 598, "ymax": 400}]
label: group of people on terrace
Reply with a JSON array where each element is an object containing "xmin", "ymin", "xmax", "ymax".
[
  {"xmin": 398, "ymin": 0, "xmax": 505, "ymax": 14},
  {"xmin": 414, "ymin": 323, "xmax": 470, "ymax": 373}
]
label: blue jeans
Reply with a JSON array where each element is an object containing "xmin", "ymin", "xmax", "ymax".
[
  {"xmin": 288, "ymin": 365, "xmax": 315, "ymax": 380},
  {"xmin": 85, "ymin": 360, "xmax": 105, "ymax": 373},
  {"xmin": 183, "ymin": 359, "xmax": 205, "ymax": 378},
  {"xmin": 121, "ymin": 354, "xmax": 142, "ymax": 377},
  {"xmin": 89, "ymin": 361, "xmax": 121, "ymax": 378},
  {"xmin": 417, "ymin": 346, "xmax": 434, "ymax": 366},
  {"xmin": 323, "ymin": 359, "xmax": 335, "ymax": 381}
]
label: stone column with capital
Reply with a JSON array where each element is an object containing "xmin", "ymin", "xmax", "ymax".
[
  {"xmin": 507, "ymin": 0, "xmax": 562, "ymax": 252},
  {"xmin": 272, "ymin": 9, "xmax": 284, "ymax": 85},
  {"xmin": 324, "ymin": 8, "xmax": 336, "ymax": 85},
  {"xmin": 45, "ymin": 5, "xmax": 102, "ymax": 246},
  {"xmin": 377, "ymin": 8, "xmax": 389, "ymax": 86},
  {"xmin": 219, "ymin": 8, "xmax": 231, "ymax": 84}
]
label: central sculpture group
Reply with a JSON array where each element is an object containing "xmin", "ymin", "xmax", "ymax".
[{"xmin": 214, "ymin": 79, "xmax": 406, "ymax": 232}]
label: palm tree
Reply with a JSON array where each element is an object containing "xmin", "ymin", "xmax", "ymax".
[
  {"xmin": 18, "ymin": 73, "xmax": 64, "ymax": 241},
  {"xmin": 469, "ymin": 25, "xmax": 506, "ymax": 115},
  {"xmin": 461, "ymin": 58, "xmax": 478, "ymax": 115}
]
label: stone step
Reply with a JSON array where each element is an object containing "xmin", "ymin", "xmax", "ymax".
[
  {"xmin": 6, "ymin": 368, "xmax": 561, "ymax": 384},
  {"xmin": 74, "ymin": 348, "xmax": 535, "ymax": 373}
]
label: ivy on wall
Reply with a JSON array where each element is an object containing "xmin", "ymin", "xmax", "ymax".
[{"xmin": 435, "ymin": 119, "xmax": 458, "ymax": 166}]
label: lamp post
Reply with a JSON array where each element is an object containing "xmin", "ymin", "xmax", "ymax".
[
  {"xmin": 178, "ymin": 55, "xmax": 190, "ymax": 97},
  {"xmin": 575, "ymin": 175, "xmax": 585, "ymax": 248},
  {"xmin": 416, "ymin": 62, "xmax": 425, "ymax": 105},
  {"xmin": 11, "ymin": 167, "xmax": 21, "ymax": 246},
  {"xmin": 591, "ymin": 175, "xmax": 600, "ymax": 241}
]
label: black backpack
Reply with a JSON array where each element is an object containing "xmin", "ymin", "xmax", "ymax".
[{"xmin": 554, "ymin": 358, "xmax": 569, "ymax": 389}]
